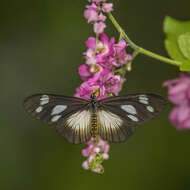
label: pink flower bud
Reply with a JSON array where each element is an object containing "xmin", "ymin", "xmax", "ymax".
[
  {"xmin": 94, "ymin": 22, "xmax": 106, "ymax": 34},
  {"xmin": 102, "ymin": 3, "xmax": 113, "ymax": 13},
  {"xmin": 98, "ymin": 13, "xmax": 106, "ymax": 22},
  {"xmin": 84, "ymin": 9, "xmax": 99, "ymax": 23},
  {"xmin": 82, "ymin": 161, "xmax": 89, "ymax": 170}
]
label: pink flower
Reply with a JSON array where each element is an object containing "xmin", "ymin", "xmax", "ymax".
[
  {"xmin": 81, "ymin": 136, "xmax": 110, "ymax": 173},
  {"xmin": 94, "ymin": 22, "xmax": 106, "ymax": 34},
  {"xmin": 169, "ymin": 104, "xmax": 190, "ymax": 130},
  {"xmin": 78, "ymin": 63, "xmax": 104, "ymax": 82},
  {"xmin": 78, "ymin": 64, "xmax": 91, "ymax": 81},
  {"xmin": 74, "ymin": 80, "xmax": 106, "ymax": 100},
  {"xmin": 84, "ymin": 9, "xmax": 99, "ymax": 23},
  {"xmin": 92, "ymin": 165, "xmax": 103, "ymax": 173},
  {"xmin": 86, "ymin": 3, "xmax": 99, "ymax": 11},
  {"xmin": 102, "ymin": 72, "xmax": 125, "ymax": 95},
  {"xmin": 164, "ymin": 73, "xmax": 190, "ymax": 130},
  {"xmin": 86, "ymin": 34, "xmax": 115, "ymax": 61},
  {"xmin": 102, "ymin": 3, "xmax": 113, "ymax": 13},
  {"xmin": 163, "ymin": 73, "xmax": 190, "ymax": 105},
  {"xmin": 114, "ymin": 39, "xmax": 132, "ymax": 66},
  {"xmin": 84, "ymin": 49, "xmax": 97, "ymax": 66},
  {"xmin": 98, "ymin": 13, "xmax": 106, "ymax": 22},
  {"xmin": 91, "ymin": 0, "xmax": 107, "ymax": 3},
  {"xmin": 82, "ymin": 161, "xmax": 89, "ymax": 170}
]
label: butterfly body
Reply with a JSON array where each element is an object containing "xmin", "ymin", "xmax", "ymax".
[
  {"xmin": 24, "ymin": 93, "xmax": 167, "ymax": 144},
  {"xmin": 90, "ymin": 94, "xmax": 98, "ymax": 137}
]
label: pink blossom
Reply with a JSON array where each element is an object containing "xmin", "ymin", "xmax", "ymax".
[
  {"xmin": 82, "ymin": 161, "xmax": 89, "ymax": 170},
  {"xmin": 102, "ymin": 3, "xmax": 113, "ymax": 13},
  {"xmin": 91, "ymin": 0, "xmax": 107, "ymax": 3},
  {"xmin": 163, "ymin": 73, "xmax": 190, "ymax": 105},
  {"xmin": 98, "ymin": 13, "xmax": 106, "ymax": 22},
  {"xmin": 94, "ymin": 22, "xmax": 106, "ymax": 34},
  {"xmin": 74, "ymin": 80, "xmax": 106, "ymax": 100},
  {"xmin": 86, "ymin": 34, "xmax": 115, "ymax": 61},
  {"xmin": 102, "ymin": 72, "xmax": 125, "ymax": 95},
  {"xmin": 86, "ymin": 3, "xmax": 99, "ymax": 11},
  {"xmin": 164, "ymin": 73, "xmax": 190, "ymax": 130},
  {"xmin": 86, "ymin": 37, "xmax": 96, "ymax": 50},
  {"xmin": 169, "ymin": 104, "xmax": 190, "ymax": 130},
  {"xmin": 92, "ymin": 165, "xmax": 103, "ymax": 173},
  {"xmin": 81, "ymin": 136, "xmax": 110, "ymax": 173},
  {"xmin": 114, "ymin": 39, "xmax": 132, "ymax": 66},
  {"xmin": 78, "ymin": 64, "xmax": 91, "ymax": 81},
  {"xmin": 78, "ymin": 63, "xmax": 104, "ymax": 82},
  {"xmin": 84, "ymin": 9, "xmax": 99, "ymax": 23},
  {"xmin": 84, "ymin": 49, "xmax": 97, "ymax": 65}
]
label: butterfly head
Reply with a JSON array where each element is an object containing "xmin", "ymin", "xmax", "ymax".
[{"xmin": 90, "ymin": 93, "xmax": 97, "ymax": 101}]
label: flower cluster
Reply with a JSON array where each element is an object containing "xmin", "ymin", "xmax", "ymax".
[
  {"xmin": 74, "ymin": 34, "xmax": 131, "ymax": 100},
  {"xmin": 82, "ymin": 137, "xmax": 109, "ymax": 173},
  {"xmin": 84, "ymin": 0, "xmax": 113, "ymax": 34},
  {"xmin": 163, "ymin": 73, "xmax": 190, "ymax": 130},
  {"xmin": 74, "ymin": 0, "xmax": 131, "ymax": 174}
]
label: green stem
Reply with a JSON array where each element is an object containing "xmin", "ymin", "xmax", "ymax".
[{"xmin": 107, "ymin": 12, "xmax": 182, "ymax": 66}]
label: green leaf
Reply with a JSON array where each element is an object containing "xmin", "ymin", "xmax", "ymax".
[
  {"xmin": 178, "ymin": 33, "xmax": 190, "ymax": 59},
  {"xmin": 163, "ymin": 16, "xmax": 190, "ymax": 61},
  {"xmin": 180, "ymin": 59, "xmax": 190, "ymax": 71},
  {"xmin": 165, "ymin": 38, "xmax": 184, "ymax": 61}
]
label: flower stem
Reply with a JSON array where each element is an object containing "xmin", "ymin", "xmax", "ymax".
[{"xmin": 107, "ymin": 12, "xmax": 182, "ymax": 67}]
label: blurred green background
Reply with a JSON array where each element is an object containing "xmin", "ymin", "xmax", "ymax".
[{"xmin": 1, "ymin": 0, "xmax": 190, "ymax": 190}]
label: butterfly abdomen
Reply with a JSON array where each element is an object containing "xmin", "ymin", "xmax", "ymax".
[{"xmin": 91, "ymin": 113, "xmax": 98, "ymax": 137}]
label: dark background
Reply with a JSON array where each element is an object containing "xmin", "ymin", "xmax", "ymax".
[{"xmin": 1, "ymin": 0, "xmax": 190, "ymax": 190}]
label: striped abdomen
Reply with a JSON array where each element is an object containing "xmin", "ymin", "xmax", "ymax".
[{"xmin": 91, "ymin": 113, "xmax": 98, "ymax": 137}]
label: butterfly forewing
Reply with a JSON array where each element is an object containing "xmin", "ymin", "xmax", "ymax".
[
  {"xmin": 23, "ymin": 94, "xmax": 92, "ymax": 143},
  {"xmin": 99, "ymin": 93, "xmax": 167, "ymax": 125}
]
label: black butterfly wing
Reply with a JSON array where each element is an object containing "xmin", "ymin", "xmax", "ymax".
[
  {"xmin": 23, "ymin": 94, "xmax": 92, "ymax": 144},
  {"xmin": 97, "ymin": 94, "xmax": 167, "ymax": 142},
  {"xmin": 96, "ymin": 108, "xmax": 136, "ymax": 143}
]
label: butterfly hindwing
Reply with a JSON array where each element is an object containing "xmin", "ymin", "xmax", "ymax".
[
  {"xmin": 56, "ymin": 108, "xmax": 91, "ymax": 144},
  {"xmin": 97, "ymin": 109, "xmax": 136, "ymax": 142}
]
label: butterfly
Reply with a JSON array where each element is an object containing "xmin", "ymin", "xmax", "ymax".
[{"xmin": 23, "ymin": 93, "xmax": 167, "ymax": 144}]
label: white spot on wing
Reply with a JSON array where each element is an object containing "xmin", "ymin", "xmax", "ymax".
[
  {"xmin": 35, "ymin": 106, "xmax": 43, "ymax": 113},
  {"xmin": 40, "ymin": 95, "xmax": 49, "ymax": 100},
  {"xmin": 51, "ymin": 105, "xmax": 67, "ymax": 115},
  {"xmin": 40, "ymin": 95, "xmax": 49, "ymax": 105},
  {"xmin": 127, "ymin": 114, "xmax": 139, "ymax": 122},
  {"xmin": 139, "ymin": 99, "xmax": 149, "ymax": 104},
  {"xmin": 139, "ymin": 95, "xmax": 149, "ymax": 101},
  {"xmin": 121, "ymin": 105, "xmax": 137, "ymax": 115},
  {"xmin": 97, "ymin": 110, "xmax": 123, "ymax": 130},
  {"xmin": 147, "ymin": 106, "xmax": 154, "ymax": 112},
  {"xmin": 51, "ymin": 115, "xmax": 62, "ymax": 122}
]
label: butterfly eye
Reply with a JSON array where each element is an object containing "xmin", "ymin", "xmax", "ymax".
[{"xmin": 90, "ymin": 93, "xmax": 96, "ymax": 99}]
